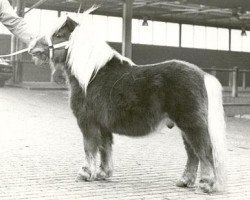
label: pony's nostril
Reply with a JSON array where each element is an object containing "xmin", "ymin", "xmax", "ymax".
[
  {"xmin": 28, "ymin": 47, "xmax": 45, "ymax": 55},
  {"xmin": 33, "ymin": 50, "xmax": 43, "ymax": 55}
]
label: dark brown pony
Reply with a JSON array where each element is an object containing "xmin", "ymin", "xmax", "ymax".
[{"xmin": 29, "ymin": 10, "xmax": 227, "ymax": 193}]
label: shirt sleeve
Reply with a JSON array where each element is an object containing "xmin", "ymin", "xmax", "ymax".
[{"xmin": 0, "ymin": 0, "xmax": 37, "ymax": 44}]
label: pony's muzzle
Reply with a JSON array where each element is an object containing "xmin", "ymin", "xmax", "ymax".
[
  {"xmin": 29, "ymin": 47, "xmax": 49, "ymax": 66},
  {"xmin": 28, "ymin": 47, "xmax": 47, "ymax": 57},
  {"xmin": 52, "ymin": 69, "xmax": 66, "ymax": 85}
]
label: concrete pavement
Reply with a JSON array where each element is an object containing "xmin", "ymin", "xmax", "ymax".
[{"xmin": 0, "ymin": 87, "xmax": 250, "ymax": 200}]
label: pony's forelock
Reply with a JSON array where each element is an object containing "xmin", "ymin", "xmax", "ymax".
[
  {"xmin": 45, "ymin": 5, "xmax": 99, "ymax": 40},
  {"xmin": 46, "ymin": 16, "xmax": 68, "ymax": 39}
]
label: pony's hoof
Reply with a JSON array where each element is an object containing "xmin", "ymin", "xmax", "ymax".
[
  {"xmin": 198, "ymin": 179, "xmax": 214, "ymax": 193},
  {"xmin": 96, "ymin": 169, "xmax": 112, "ymax": 180},
  {"xmin": 176, "ymin": 179, "xmax": 195, "ymax": 188},
  {"xmin": 75, "ymin": 167, "xmax": 96, "ymax": 182}
]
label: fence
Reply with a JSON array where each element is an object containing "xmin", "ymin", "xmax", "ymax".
[{"xmin": 203, "ymin": 66, "xmax": 250, "ymax": 97}]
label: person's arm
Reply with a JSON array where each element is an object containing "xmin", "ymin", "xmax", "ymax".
[{"xmin": 0, "ymin": 0, "xmax": 37, "ymax": 44}]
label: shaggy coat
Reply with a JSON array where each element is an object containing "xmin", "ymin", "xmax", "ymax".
[
  {"xmin": 69, "ymin": 58, "xmax": 207, "ymax": 137},
  {"xmin": 29, "ymin": 11, "xmax": 227, "ymax": 194}
]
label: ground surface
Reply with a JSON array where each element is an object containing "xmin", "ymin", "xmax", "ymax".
[{"xmin": 0, "ymin": 87, "xmax": 250, "ymax": 200}]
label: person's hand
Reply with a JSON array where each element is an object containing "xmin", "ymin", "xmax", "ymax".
[{"xmin": 28, "ymin": 36, "xmax": 49, "ymax": 66}]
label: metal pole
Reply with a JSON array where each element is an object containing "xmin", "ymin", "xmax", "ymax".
[
  {"xmin": 242, "ymin": 71, "xmax": 246, "ymax": 90},
  {"xmin": 232, "ymin": 66, "xmax": 239, "ymax": 97},
  {"xmin": 14, "ymin": 0, "xmax": 25, "ymax": 84},
  {"xmin": 229, "ymin": 29, "xmax": 231, "ymax": 51},
  {"xmin": 179, "ymin": 24, "xmax": 182, "ymax": 47},
  {"xmin": 24, "ymin": 0, "xmax": 49, "ymax": 14},
  {"xmin": 210, "ymin": 66, "xmax": 217, "ymax": 77},
  {"xmin": 122, "ymin": 0, "xmax": 133, "ymax": 59},
  {"xmin": 228, "ymin": 72, "xmax": 232, "ymax": 87},
  {"xmin": 10, "ymin": 0, "xmax": 17, "ymax": 83}
]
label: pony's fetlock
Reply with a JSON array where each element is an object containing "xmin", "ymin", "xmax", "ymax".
[
  {"xmin": 176, "ymin": 177, "xmax": 196, "ymax": 188},
  {"xmin": 198, "ymin": 179, "xmax": 215, "ymax": 193},
  {"xmin": 97, "ymin": 166, "xmax": 113, "ymax": 180},
  {"xmin": 97, "ymin": 169, "xmax": 112, "ymax": 180},
  {"xmin": 76, "ymin": 166, "xmax": 96, "ymax": 181}
]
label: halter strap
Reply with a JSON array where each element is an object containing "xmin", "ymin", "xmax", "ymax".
[
  {"xmin": 45, "ymin": 35, "xmax": 69, "ymax": 59},
  {"xmin": 45, "ymin": 35, "xmax": 54, "ymax": 59}
]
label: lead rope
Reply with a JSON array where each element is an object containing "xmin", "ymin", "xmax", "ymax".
[
  {"xmin": 0, "ymin": 48, "xmax": 30, "ymax": 58},
  {"xmin": 0, "ymin": 40, "xmax": 69, "ymax": 59}
]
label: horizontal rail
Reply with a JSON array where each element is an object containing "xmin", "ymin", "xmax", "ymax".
[
  {"xmin": 224, "ymin": 103, "xmax": 250, "ymax": 106},
  {"xmin": 240, "ymin": 69, "xmax": 250, "ymax": 73},
  {"xmin": 203, "ymin": 68, "xmax": 250, "ymax": 73},
  {"xmin": 203, "ymin": 68, "xmax": 234, "ymax": 72},
  {"xmin": 5, "ymin": 60, "xmax": 44, "ymax": 64}
]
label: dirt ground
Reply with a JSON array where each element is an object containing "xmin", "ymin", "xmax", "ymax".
[{"xmin": 0, "ymin": 87, "xmax": 249, "ymax": 200}]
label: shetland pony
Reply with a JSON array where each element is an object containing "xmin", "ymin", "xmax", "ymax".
[{"xmin": 29, "ymin": 10, "xmax": 227, "ymax": 193}]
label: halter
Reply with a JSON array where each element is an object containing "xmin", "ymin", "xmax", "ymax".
[{"xmin": 45, "ymin": 35, "xmax": 69, "ymax": 59}]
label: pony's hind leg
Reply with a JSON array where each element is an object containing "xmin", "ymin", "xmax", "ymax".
[
  {"xmin": 97, "ymin": 128, "xmax": 113, "ymax": 180},
  {"xmin": 176, "ymin": 132, "xmax": 199, "ymax": 188},
  {"xmin": 182, "ymin": 124, "xmax": 215, "ymax": 193},
  {"xmin": 76, "ymin": 125, "xmax": 100, "ymax": 181}
]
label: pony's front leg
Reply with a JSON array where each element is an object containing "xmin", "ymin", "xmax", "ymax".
[
  {"xmin": 76, "ymin": 126, "xmax": 100, "ymax": 181},
  {"xmin": 97, "ymin": 129, "xmax": 113, "ymax": 180}
]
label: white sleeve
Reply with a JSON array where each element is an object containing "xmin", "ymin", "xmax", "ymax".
[{"xmin": 0, "ymin": 0, "xmax": 37, "ymax": 44}]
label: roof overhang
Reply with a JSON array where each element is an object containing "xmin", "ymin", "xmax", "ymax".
[{"xmin": 23, "ymin": 0, "xmax": 250, "ymax": 30}]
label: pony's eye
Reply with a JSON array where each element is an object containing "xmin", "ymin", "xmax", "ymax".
[{"xmin": 56, "ymin": 33, "xmax": 63, "ymax": 38}]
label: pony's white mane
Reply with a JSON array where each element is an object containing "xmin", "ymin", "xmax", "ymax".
[{"xmin": 66, "ymin": 7, "xmax": 135, "ymax": 92}]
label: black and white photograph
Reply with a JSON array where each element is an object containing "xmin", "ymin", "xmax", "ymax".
[{"xmin": 0, "ymin": 0, "xmax": 250, "ymax": 199}]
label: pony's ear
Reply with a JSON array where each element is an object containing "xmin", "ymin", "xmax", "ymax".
[{"xmin": 66, "ymin": 17, "xmax": 78, "ymax": 33}]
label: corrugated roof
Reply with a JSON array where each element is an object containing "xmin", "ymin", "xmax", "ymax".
[{"xmin": 24, "ymin": 0, "xmax": 250, "ymax": 29}]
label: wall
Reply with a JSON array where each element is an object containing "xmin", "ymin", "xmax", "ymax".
[
  {"xmin": 0, "ymin": 34, "xmax": 11, "ymax": 55},
  {"xmin": 110, "ymin": 42, "xmax": 250, "ymax": 86}
]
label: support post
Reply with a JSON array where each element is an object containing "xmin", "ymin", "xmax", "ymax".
[
  {"xmin": 16, "ymin": 59, "xmax": 23, "ymax": 83},
  {"xmin": 229, "ymin": 29, "xmax": 231, "ymax": 51},
  {"xmin": 10, "ymin": 36, "xmax": 17, "ymax": 83},
  {"xmin": 179, "ymin": 24, "xmax": 182, "ymax": 47},
  {"xmin": 232, "ymin": 67, "xmax": 239, "ymax": 97},
  {"xmin": 210, "ymin": 66, "xmax": 217, "ymax": 77},
  {"xmin": 242, "ymin": 71, "xmax": 246, "ymax": 90},
  {"xmin": 11, "ymin": 0, "xmax": 26, "ymax": 84},
  {"xmin": 11, "ymin": 0, "xmax": 17, "ymax": 83},
  {"xmin": 228, "ymin": 72, "xmax": 232, "ymax": 87},
  {"xmin": 122, "ymin": 0, "xmax": 133, "ymax": 59}
]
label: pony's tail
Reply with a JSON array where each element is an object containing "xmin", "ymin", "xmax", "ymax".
[{"xmin": 204, "ymin": 74, "xmax": 227, "ymax": 192}]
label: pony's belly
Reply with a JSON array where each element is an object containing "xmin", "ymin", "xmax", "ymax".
[{"xmin": 110, "ymin": 115, "xmax": 174, "ymax": 136}]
